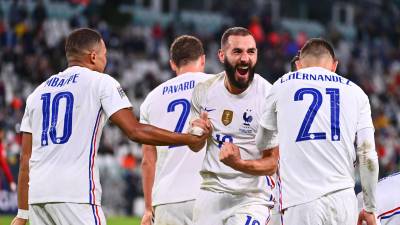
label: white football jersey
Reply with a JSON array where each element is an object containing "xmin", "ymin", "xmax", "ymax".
[
  {"xmin": 20, "ymin": 66, "xmax": 131, "ymax": 205},
  {"xmin": 260, "ymin": 67, "xmax": 374, "ymax": 209},
  {"xmin": 140, "ymin": 72, "xmax": 213, "ymax": 206},
  {"xmin": 190, "ymin": 72, "xmax": 275, "ymax": 203},
  {"xmin": 358, "ymin": 172, "xmax": 400, "ymax": 225}
]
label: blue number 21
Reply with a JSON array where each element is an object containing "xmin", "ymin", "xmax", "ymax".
[
  {"xmin": 167, "ymin": 98, "xmax": 190, "ymax": 148},
  {"xmin": 294, "ymin": 88, "xmax": 340, "ymax": 142},
  {"xmin": 41, "ymin": 91, "xmax": 74, "ymax": 146}
]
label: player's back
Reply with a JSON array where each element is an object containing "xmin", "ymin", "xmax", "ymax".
[
  {"xmin": 22, "ymin": 66, "xmax": 129, "ymax": 205},
  {"xmin": 272, "ymin": 66, "xmax": 373, "ymax": 209},
  {"xmin": 140, "ymin": 72, "xmax": 213, "ymax": 206}
]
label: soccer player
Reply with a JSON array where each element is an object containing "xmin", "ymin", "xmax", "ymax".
[
  {"xmin": 357, "ymin": 172, "xmax": 400, "ymax": 225},
  {"xmin": 139, "ymin": 35, "xmax": 212, "ymax": 225},
  {"xmin": 258, "ymin": 38, "xmax": 379, "ymax": 225},
  {"xmin": 11, "ymin": 28, "xmax": 209, "ymax": 225},
  {"xmin": 188, "ymin": 27, "xmax": 279, "ymax": 225}
]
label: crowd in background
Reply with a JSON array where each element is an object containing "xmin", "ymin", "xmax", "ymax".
[{"xmin": 0, "ymin": 0, "xmax": 399, "ymax": 216}]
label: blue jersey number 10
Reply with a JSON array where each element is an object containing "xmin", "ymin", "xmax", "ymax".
[
  {"xmin": 40, "ymin": 91, "xmax": 74, "ymax": 146},
  {"xmin": 167, "ymin": 98, "xmax": 190, "ymax": 148},
  {"xmin": 294, "ymin": 88, "xmax": 340, "ymax": 142}
]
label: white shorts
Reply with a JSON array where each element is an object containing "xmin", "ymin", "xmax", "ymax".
[
  {"xmin": 193, "ymin": 189, "xmax": 271, "ymax": 225},
  {"xmin": 29, "ymin": 203, "xmax": 106, "ymax": 225},
  {"xmin": 154, "ymin": 200, "xmax": 195, "ymax": 225},
  {"xmin": 283, "ymin": 188, "xmax": 357, "ymax": 225}
]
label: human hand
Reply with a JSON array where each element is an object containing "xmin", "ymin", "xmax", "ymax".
[
  {"xmin": 10, "ymin": 182, "xmax": 17, "ymax": 192},
  {"xmin": 219, "ymin": 142, "xmax": 242, "ymax": 168},
  {"xmin": 189, "ymin": 112, "xmax": 211, "ymax": 136},
  {"xmin": 357, "ymin": 209, "xmax": 378, "ymax": 225},
  {"xmin": 10, "ymin": 217, "xmax": 27, "ymax": 225},
  {"xmin": 187, "ymin": 112, "xmax": 212, "ymax": 150},
  {"xmin": 140, "ymin": 209, "xmax": 153, "ymax": 225}
]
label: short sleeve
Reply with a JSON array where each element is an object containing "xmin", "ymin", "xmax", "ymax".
[
  {"xmin": 189, "ymin": 82, "xmax": 205, "ymax": 120},
  {"xmin": 100, "ymin": 75, "xmax": 132, "ymax": 118},
  {"xmin": 139, "ymin": 95, "xmax": 150, "ymax": 125},
  {"xmin": 357, "ymin": 92, "xmax": 374, "ymax": 131},
  {"xmin": 259, "ymin": 83, "xmax": 278, "ymax": 131},
  {"xmin": 20, "ymin": 96, "xmax": 32, "ymax": 133}
]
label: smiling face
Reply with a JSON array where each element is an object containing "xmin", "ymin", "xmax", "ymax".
[{"xmin": 219, "ymin": 35, "xmax": 257, "ymax": 90}]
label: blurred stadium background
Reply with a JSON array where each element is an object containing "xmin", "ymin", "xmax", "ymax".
[{"xmin": 0, "ymin": 0, "xmax": 399, "ymax": 222}]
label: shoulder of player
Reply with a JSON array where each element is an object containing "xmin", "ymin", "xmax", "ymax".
[
  {"xmin": 194, "ymin": 72, "xmax": 222, "ymax": 92},
  {"xmin": 252, "ymin": 73, "xmax": 273, "ymax": 94}
]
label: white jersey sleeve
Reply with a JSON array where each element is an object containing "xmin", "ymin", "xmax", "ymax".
[
  {"xmin": 259, "ymin": 84, "xmax": 278, "ymax": 131},
  {"xmin": 139, "ymin": 95, "xmax": 150, "ymax": 125},
  {"xmin": 99, "ymin": 76, "xmax": 131, "ymax": 118},
  {"xmin": 20, "ymin": 95, "xmax": 33, "ymax": 133},
  {"xmin": 357, "ymin": 92, "xmax": 374, "ymax": 131}
]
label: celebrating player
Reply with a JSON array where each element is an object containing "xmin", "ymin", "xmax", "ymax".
[
  {"xmin": 259, "ymin": 38, "xmax": 378, "ymax": 225},
  {"xmin": 189, "ymin": 27, "xmax": 278, "ymax": 225},
  {"xmin": 140, "ymin": 35, "xmax": 212, "ymax": 225},
  {"xmin": 11, "ymin": 28, "xmax": 210, "ymax": 225}
]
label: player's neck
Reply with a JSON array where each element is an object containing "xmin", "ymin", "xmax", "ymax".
[
  {"xmin": 224, "ymin": 76, "xmax": 247, "ymax": 95},
  {"xmin": 68, "ymin": 61, "xmax": 95, "ymax": 71},
  {"xmin": 175, "ymin": 65, "xmax": 203, "ymax": 76}
]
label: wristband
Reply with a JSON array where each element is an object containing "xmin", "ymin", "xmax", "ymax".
[{"xmin": 17, "ymin": 209, "xmax": 29, "ymax": 220}]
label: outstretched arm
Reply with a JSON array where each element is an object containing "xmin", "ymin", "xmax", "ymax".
[{"xmin": 110, "ymin": 108, "xmax": 210, "ymax": 147}]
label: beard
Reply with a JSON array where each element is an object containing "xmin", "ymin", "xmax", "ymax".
[{"xmin": 224, "ymin": 58, "xmax": 255, "ymax": 90}]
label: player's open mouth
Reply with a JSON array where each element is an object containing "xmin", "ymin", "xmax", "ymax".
[{"xmin": 236, "ymin": 65, "xmax": 249, "ymax": 76}]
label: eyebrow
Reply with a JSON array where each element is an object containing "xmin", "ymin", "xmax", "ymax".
[{"xmin": 232, "ymin": 47, "xmax": 257, "ymax": 51}]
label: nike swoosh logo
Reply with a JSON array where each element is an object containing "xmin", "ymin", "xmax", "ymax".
[{"xmin": 204, "ymin": 107, "xmax": 216, "ymax": 112}]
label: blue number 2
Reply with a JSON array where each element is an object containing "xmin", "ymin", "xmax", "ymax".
[
  {"xmin": 41, "ymin": 91, "xmax": 74, "ymax": 146},
  {"xmin": 294, "ymin": 88, "xmax": 340, "ymax": 142},
  {"xmin": 167, "ymin": 98, "xmax": 190, "ymax": 148}
]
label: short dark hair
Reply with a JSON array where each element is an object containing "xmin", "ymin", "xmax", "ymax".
[
  {"xmin": 290, "ymin": 53, "xmax": 300, "ymax": 72},
  {"xmin": 65, "ymin": 28, "xmax": 102, "ymax": 60},
  {"xmin": 170, "ymin": 35, "xmax": 204, "ymax": 67},
  {"xmin": 220, "ymin": 27, "xmax": 253, "ymax": 48},
  {"xmin": 299, "ymin": 38, "xmax": 336, "ymax": 60}
]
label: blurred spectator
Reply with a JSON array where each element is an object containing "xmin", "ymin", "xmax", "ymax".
[{"xmin": 0, "ymin": 123, "xmax": 16, "ymax": 192}]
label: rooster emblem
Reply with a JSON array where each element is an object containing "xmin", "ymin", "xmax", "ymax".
[{"xmin": 243, "ymin": 110, "xmax": 253, "ymax": 126}]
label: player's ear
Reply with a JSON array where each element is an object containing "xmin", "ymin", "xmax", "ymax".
[
  {"xmin": 218, "ymin": 49, "xmax": 224, "ymax": 63},
  {"xmin": 169, "ymin": 60, "xmax": 178, "ymax": 73},
  {"xmin": 295, "ymin": 59, "xmax": 302, "ymax": 70},
  {"xmin": 89, "ymin": 51, "xmax": 97, "ymax": 65},
  {"xmin": 331, "ymin": 59, "xmax": 338, "ymax": 72},
  {"xmin": 200, "ymin": 54, "xmax": 206, "ymax": 67}
]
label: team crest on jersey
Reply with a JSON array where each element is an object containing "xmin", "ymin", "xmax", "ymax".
[
  {"xmin": 240, "ymin": 109, "xmax": 253, "ymax": 134},
  {"xmin": 221, "ymin": 110, "xmax": 233, "ymax": 126},
  {"xmin": 117, "ymin": 86, "xmax": 126, "ymax": 98}
]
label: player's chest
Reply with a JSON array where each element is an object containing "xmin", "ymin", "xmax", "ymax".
[{"xmin": 203, "ymin": 97, "xmax": 261, "ymax": 137}]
